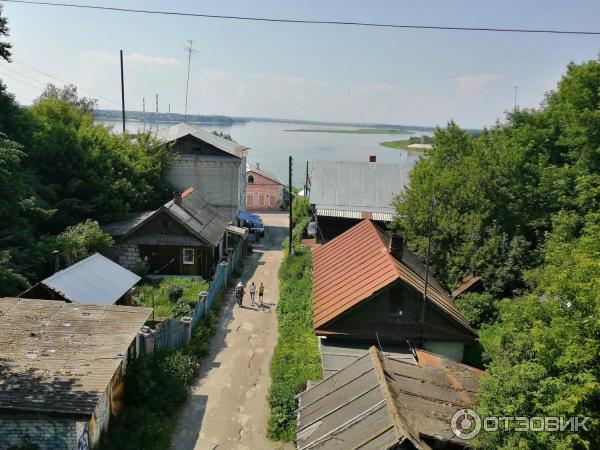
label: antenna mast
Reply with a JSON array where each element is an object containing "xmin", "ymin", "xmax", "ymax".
[{"xmin": 183, "ymin": 40, "xmax": 195, "ymax": 123}]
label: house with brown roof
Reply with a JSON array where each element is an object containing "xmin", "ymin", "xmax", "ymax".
[
  {"xmin": 297, "ymin": 346, "xmax": 483, "ymax": 450},
  {"xmin": 0, "ymin": 298, "xmax": 151, "ymax": 450},
  {"xmin": 246, "ymin": 163, "xmax": 285, "ymax": 211},
  {"xmin": 103, "ymin": 188, "xmax": 246, "ymax": 279},
  {"xmin": 312, "ymin": 220, "xmax": 477, "ymax": 363}
]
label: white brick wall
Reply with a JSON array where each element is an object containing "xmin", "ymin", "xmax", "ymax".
[{"xmin": 113, "ymin": 243, "xmax": 140, "ymax": 270}]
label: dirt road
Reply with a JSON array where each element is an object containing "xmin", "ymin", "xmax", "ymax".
[{"xmin": 171, "ymin": 213, "xmax": 293, "ymax": 450}]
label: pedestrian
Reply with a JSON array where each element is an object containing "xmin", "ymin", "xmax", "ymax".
[
  {"xmin": 259, "ymin": 282, "xmax": 265, "ymax": 305},
  {"xmin": 235, "ymin": 281, "xmax": 244, "ymax": 307},
  {"xmin": 249, "ymin": 282, "xmax": 256, "ymax": 305}
]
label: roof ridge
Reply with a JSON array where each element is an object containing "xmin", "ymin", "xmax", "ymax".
[{"xmin": 369, "ymin": 347, "xmax": 423, "ymax": 449}]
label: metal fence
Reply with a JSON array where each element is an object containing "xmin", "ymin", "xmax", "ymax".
[{"xmin": 141, "ymin": 243, "xmax": 243, "ymax": 352}]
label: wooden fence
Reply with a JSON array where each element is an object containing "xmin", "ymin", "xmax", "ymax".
[{"xmin": 140, "ymin": 243, "xmax": 243, "ymax": 352}]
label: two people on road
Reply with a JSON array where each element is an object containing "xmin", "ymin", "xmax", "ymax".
[{"xmin": 237, "ymin": 281, "xmax": 265, "ymax": 308}]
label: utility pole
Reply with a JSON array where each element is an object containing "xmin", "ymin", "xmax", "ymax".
[
  {"xmin": 155, "ymin": 94, "xmax": 159, "ymax": 132},
  {"xmin": 168, "ymin": 103, "xmax": 171, "ymax": 122},
  {"xmin": 514, "ymin": 86, "xmax": 519, "ymax": 111},
  {"xmin": 119, "ymin": 50, "xmax": 126, "ymax": 134},
  {"xmin": 288, "ymin": 155, "xmax": 293, "ymax": 255},
  {"xmin": 304, "ymin": 161, "xmax": 309, "ymax": 196},
  {"xmin": 419, "ymin": 193, "xmax": 436, "ymax": 339},
  {"xmin": 142, "ymin": 97, "xmax": 146, "ymax": 132},
  {"xmin": 183, "ymin": 40, "xmax": 195, "ymax": 123}
]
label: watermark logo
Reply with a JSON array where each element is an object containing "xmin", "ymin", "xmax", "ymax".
[
  {"xmin": 451, "ymin": 409, "xmax": 482, "ymax": 440},
  {"xmin": 450, "ymin": 409, "xmax": 590, "ymax": 440}
]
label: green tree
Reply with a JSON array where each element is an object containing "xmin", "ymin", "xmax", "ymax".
[
  {"xmin": 37, "ymin": 83, "xmax": 98, "ymax": 112},
  {"xmin": 0, "ymin": 4, "xmax": 12, "ymax": 62}
]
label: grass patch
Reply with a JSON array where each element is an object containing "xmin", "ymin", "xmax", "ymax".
[
  {"xmin": 268, "ymin": 214, "xmax": 322, "ymax": 442},
  {"xmin": 133, "ymin": 277, "xmax": 209, "ymax": 320},
  {"xmin": 284, "ymin": 127, "xmax": 412, "ymax": 135},
  {"xmin": 99, "ymin": 293, "xmax": 223, "ymax": 450}
]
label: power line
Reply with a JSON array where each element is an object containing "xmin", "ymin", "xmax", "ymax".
[
  {"xmin": 3, "ymin": 0, "xmax": 600, "ymax": 35},
  {"xmin": 11, "ymin": 59, "xmax": 121, "ymax": 105}
]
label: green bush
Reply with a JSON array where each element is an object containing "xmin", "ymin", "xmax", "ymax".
[
  {"xmin": 99, "ymin": 293, "xmax": 223, "ymax": 450},
  {"xmin": 164, "ymin": 284, "xmax": 184, "ymax": 302},
  {"xmin": 268, "ymin": 237, "xmax": 322, "ymax": 442}
]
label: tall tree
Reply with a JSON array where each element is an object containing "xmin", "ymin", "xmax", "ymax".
[{"xmin": 0, "ymin": 4, "xmax": 12, "ymax": 62}]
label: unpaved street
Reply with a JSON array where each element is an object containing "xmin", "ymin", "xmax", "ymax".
[{"xmin": 171, "ymin": 213, "xmax": 293, "ymax": 450}]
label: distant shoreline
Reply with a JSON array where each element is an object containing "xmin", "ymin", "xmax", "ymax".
[
  {"xmin": 379, "ymin": 140, "xmax": 430, "ymax": 152},
  {"xmin": 284, "ymin": 128, "xmax": 414, "ymax": 135}
]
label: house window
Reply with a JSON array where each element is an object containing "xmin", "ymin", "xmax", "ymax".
[
  {"xmin": 248, "ymin": 175, "xmax": 255, "ymax": 184},
  {"xmin": 182, "ymin": 248, "xmax": 195, "ymax": 265}
]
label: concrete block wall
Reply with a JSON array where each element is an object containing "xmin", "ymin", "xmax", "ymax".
[
  {"xmin": 113, "ymin": 243, "xmax": 140, "ymax": 271},
  {"xmin": 0, "ymin": 417, "xmax": 86, "ymax": 450}
]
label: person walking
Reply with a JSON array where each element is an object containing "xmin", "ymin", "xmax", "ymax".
[
  {"xmin": 258, "ymin": 282, "xmax": 265, "ymax": 305},
  {"xmin": 249, "ymin": 282, "xmax": 256, "ymax": 306},
  {"xmin": 235, "ymin": 281, "xmax": 244, "ymax": 307}
]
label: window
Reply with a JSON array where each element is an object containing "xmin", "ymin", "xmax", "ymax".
[
  {"xmin": 247, "ymin": 175, "xmax": 255, "ymax": 184},
  {"xmin": 182, "ymin": 248, "xmax": 195, "ymax": 265}
]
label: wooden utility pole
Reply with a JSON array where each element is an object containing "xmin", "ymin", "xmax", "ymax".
[
  {"xmin": 304, "ymin": 161, "xmax": 309, "ymax": 196},
  {"xmin": 119, "ymin": 50, "xmax": 125, "ymax": 134},
  {"xmin": 288, "ymin": 155, "xmax": 293, "ymax": 255},
  {"xmin": 155, "ymin": 94, "xmax": 159, "ymax": 132}
]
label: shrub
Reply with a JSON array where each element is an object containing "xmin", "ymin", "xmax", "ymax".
[
  {"xmin": 164, "ymin": 284, "xmax": 183, "ymax": 302},
  {"xmin": 171, "ymin": 300, "xmax": 193, "ymax": 318},
  {"xmin": 268, "ymin": 243, "xmax": 321, "ymax": 441}
]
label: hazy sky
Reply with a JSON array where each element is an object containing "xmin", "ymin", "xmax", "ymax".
[{"xmin": 1, "ymin": 0, "xmax": 600, "ymax": 128}]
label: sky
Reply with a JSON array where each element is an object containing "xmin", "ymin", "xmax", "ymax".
[{"xmin": 1, "ymin": 0, "xmax": 600, "ymax": 128}]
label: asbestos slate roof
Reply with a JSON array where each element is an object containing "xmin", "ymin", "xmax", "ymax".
[
  {"xmin": 0, "ymin": 298, "xmax": 151, "ymax": 418},
  {"xmin": 155, "ymin": 122, "xmax": 247, "ymax": 158},
  {"xmin": 41, "ymin": 253, "xmax": 140, "ymax": 305},
  {"xmin": 247, "ymin": 164, "xmax": 284, "ymax": 185},
  {"xmin": 312, "ymin": 220, "xmax": 475, "ymax": 337},
  {"xmin": 296, "ymin": 347, "xmax": 483, "ymax": 450},
  {"xmin": 310, "ymin": 161, "xmax": 411, "ymax": 217}
]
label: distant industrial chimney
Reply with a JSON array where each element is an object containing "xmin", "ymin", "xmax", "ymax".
[
  {"xmin": 173, "ymin": 191, "xmax": 183, "ymax": 206},
  {"xmin": 256, "ymin": 162, "xmax": 260, "ymax": 170},
  {"xmin": 369, "ymin": 155, "xmax": 376, "ymax": 163},
  {"xmin": 388, "ymin": 234, "xmax": 404, "ymax": 259}
]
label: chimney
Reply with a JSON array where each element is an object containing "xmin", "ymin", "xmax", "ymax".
[
  {"xmin": 388, "ymin": 234, "xmax": 404, "ymax": 259},
  {"xmin": 369, "ymin": 155, "xmax": 376, "ymax": 163},
  {"xmin": 52, "ymin": 250, "xmax": 60, "ymax": 273},
  {"xmin": 173, "ymin": 191, "xmax": 183, "ymax": 206},
  {"xmin": 256, "ymin": 162, "xmax": 260, "ymax": 170}
]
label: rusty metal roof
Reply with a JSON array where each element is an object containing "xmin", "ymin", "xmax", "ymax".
[
  {"xmin": 452, "ymin": 274, "xmax": 482, "ymax": 299},
  {"xmin": 312, "ymin": 220, "xmax": 475, "ymax": 336},
  {"xmin": 296, "ymin": 346, "xmax": 482, "ymax": 449},
  {"xmin": 0, "ymin": 298, "xmax": 151, "ymax": 418}
]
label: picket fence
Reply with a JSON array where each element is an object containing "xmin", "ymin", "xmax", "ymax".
[{"xmin": 140, "ymin": 244, "xmax": 242, "ymax": 352}]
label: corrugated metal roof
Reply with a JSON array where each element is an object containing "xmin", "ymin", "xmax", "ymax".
[
  {"xmin": 155, "ymin": 123, "xmax": 247, "ymax": 158},
  {"xmin": 310, "ymin": 161, "xmax": 410, "ymax": 215},
  {"xmin": 101, "ymin": 211, "xmax": 155, "ymax": 237},
  {"xmin": 312, "ymin": 220, "xmax": 475, "ymax": 337},
  {"xmin": 41, "ymin": 253, "xmax": 140, "ymax": 304},
  {"xmin": 315, "ymin": 208, "xmax": 362, "ymax": 219},
  {"xmin": 319, "ymin": 337, "xmax": 416, "ymax": 378},
  {"xmin": 296, "ymin": 346, "xmax": 482, "ymax": 449},
  {"xmin": 103, "ymin": 189, "xmax": 228, "ymax": 248},
  {"xmin": 226, "ymin": 224, "xmax": 249, "ymax": 239},
  {"xmin": 0, "ymin": 298, "xmax": 151, "ymax": 418}
]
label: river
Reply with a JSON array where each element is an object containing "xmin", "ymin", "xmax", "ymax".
[{"xmin": 98, "ymin": 119, "xmax": 427, "ymax": 185}]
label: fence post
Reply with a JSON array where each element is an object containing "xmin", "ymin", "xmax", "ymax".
[
  {"xmin": 181, "ymin": 316, "xmax": 192, "ymax": 344},
  {"xmin": 139, "ymin": 326, "xmax": 155, "ymax": 354},
  {"xmin": 220, "ymin": 260, "xmax": 229, "ymax": 288},
  {"xmin": 200, "ymin": 291, "xmax": 208, "ymax": 315}
]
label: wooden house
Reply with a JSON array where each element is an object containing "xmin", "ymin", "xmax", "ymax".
[
  {"xmin": 103, "ymin": 188, "xmax": 245, "ymax": 279},
  {"xmin": 155, "ymin": 123, "xmax": 249, "ymax": 222},
  {"xmin": 246, "ymin": 163, "xmax": 285, "ymax": 210},
  {"xmin": 312, "ymin": 220, "xmax": 477, "ymax": 363}
]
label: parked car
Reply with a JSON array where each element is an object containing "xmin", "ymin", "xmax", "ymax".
[{"xmin": 239, "ymin": 211, "xmax": 265, "ymax": 237}]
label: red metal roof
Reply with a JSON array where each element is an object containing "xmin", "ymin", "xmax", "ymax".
[{"xmin": 312, "ymin": 220, "xmax": 475, "ymax": 335}]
